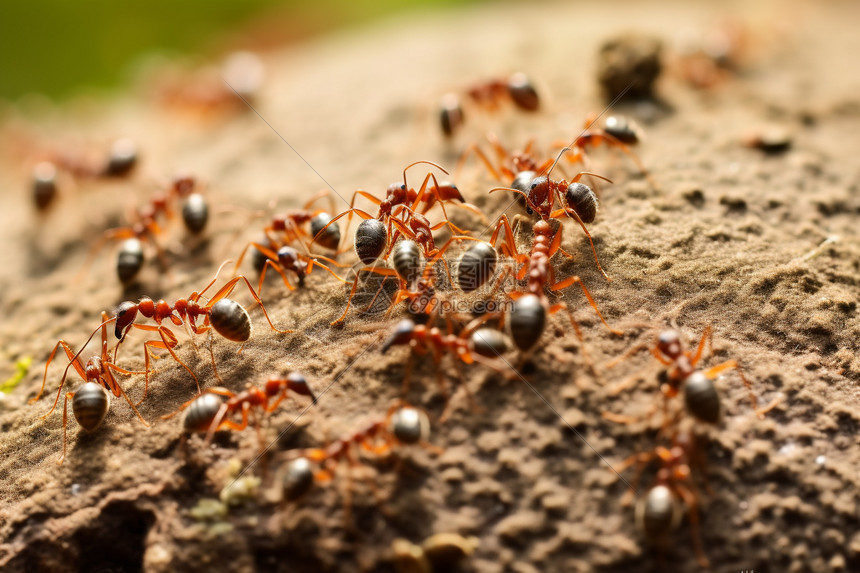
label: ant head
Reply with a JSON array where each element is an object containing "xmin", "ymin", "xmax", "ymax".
[
  {"xmin": 657, "ymin": 330, "xmax": 682, "ymax": 359},
  {"xmin": 381, "ymin": 319, "xmax": 415, "ymax": 353},
  {"xmin": 277, "ymin": 246, "xmax": 300, "ymax": 267},
  {"xmin": 171, "ymin": 175, "xmax": 196, "ymax": 196},
  {"xmin": 114, "ymin": 301, "xmax": 139, "ymax": 339},
  {"xmin": 387, "ymin": 182, "xmax": 406, "ymax": 195}
]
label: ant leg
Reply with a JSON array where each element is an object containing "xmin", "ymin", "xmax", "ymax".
[
  {"xmin": 233, "ymin": 241, "xmax": 277, "ymax": 282},
  {"xmin": 402, "ymin": 352, "xmax": 415, "ymax": 396},
  {"xmin": 451, "ymin": 355, "xmax": 482, "ymax": 416},
  {"xmin": 674, "ymin": 484, "xmax": 709, "ymax": 568},
  {"xmin": 132, "ymin": 324, "xmax": 200, "ymax": 393},
  {"xmin": 601, "ymin": 401, "xmax": 659, "ymax": 426},
  {"xmin": 59, "ymin": 391, "xmax": 75, "ymax": 465},
  {"xmin": 206, "ymin": 329, "xmax": 223, "ymax": 384},
  {"xmin": 607, "ymin": 373, "xmax": 644, "ymax": 396},
  {"xmin": 690, "ymin": 325, "xmax": 714, "ymax": 367},
  {"xmin": 258, "ymin": 260, "xmax": 296, "ymax": 298},
  {"xmin": 547, "ymin": 302, "xmax": 596, "ymax": 379},
  {"xmin": 549, "ymin": 274, "xmax": 622, "ymax": 336},
  {"xmin": 702, "ymin": 359, "xmax": 767, "ymax": 418},
  {"xmin": 302, "ymin": 188, "xmax": 338, "ymax": 214},
  {"xmin": 606, "ymin": 341, "xmax": 655, "ymax": 369},
  {"xmin": 103, "ymin": 364, "xmax": 149, "ymax": 425},
  {"xmin": 207, "ymin": 275, "xmax": 293, "ymax": 334},
  {"xmin": 74, "ymin": 227, "xmax": 136, "ymax": 283},
  {"xmin": 304, "ymin": 256, "xmax": 349, "ymax": 280},
  {"xmin": 333, "ymin": 266, "xmax": 398, "ymax": 326},
  {"xmin": 455, "ymin": 143, "xmax": 501, "ymax": 180},
  {"xmin": 594, "ymin": 133, "xmax": 658, "ymax": 189},
  {"xmin": 31, "ymin": 340, "xmax": 85, "ymax": 406}
]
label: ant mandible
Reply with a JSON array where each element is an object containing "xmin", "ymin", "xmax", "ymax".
[{"xmin": 29, "ymin": 312, "xmax": 149, "ymax": 464}]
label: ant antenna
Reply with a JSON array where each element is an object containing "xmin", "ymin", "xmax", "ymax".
[{"xmin": 402, "ymin": 160, "xmax": 449, "ymax": 188}]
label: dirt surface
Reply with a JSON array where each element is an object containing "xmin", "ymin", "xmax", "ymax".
[{"xmin": 1, "ymin": 1, "xmax": 860, "ymax": 572}]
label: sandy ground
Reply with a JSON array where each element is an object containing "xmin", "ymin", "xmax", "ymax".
[{"xmin": 1, "ymin": 0, "xmax": 859, "ymax": 571}]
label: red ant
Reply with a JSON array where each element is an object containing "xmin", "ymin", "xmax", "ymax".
[
  {"xmin": 234, "ymin": 189, "xmax": 341, "ymax": 258},
  {"xmin": 30, "ymin": 138, "xmax": 138, "ymax": 212},
  {"xmin": 112, "ymin": 261, "xmax": 291, "ymax": 399},
  {"xmin": 617, "ymin": 431, "xmax": 710, "ymax": 568},
  {"xmin": 440, "ymin": 72, "xmax": 540, "ymax": 136},
  {"xmin": 79, "ymin": 175, "xmax": 206, "ymax": 284},
  {"xmin": 670, "ymin": 19, "xmax": 749, "ymax": 91},
  {"xmin": 167, "ymin": 373, "xmax": 316, "ymax": 448},
  {"xmin": 455, "ymin": 132, "xmax": 559, "ymax": 186},
  {"xmin": 487, "ymin": 215, "xmax": 622, "ymax": 363},
  {"xmin": 230, "ymin": 191, "xmax": 348, "ymax": 290},
  {"xmin": 154, "ymin": 51, "xmax": 264, "ymax": 117},
  {"xmin": 29, "ymin": 312, "xmax": 149, "ymax": 464},
  {"xmin": 550, "ymin": 114, "xmax": 654, "ymax": 186},
  {"xmin": 279, "ymin": 401, "xmax": 441, "ymax": 507},
  {"xmin": 238, "ymin": 238, "xmax": 348, "ymax": 298},
  {"xmin": 381, "ymin": 313, "xmax": 512, "ymax": 421},
  {"xmin": 310, "ymin": 160, "xmax": 483, "ymax": 260},
  {"xmin": 488, "ymin": 159, "xmax": 614, "ymax": 280},
  {"xmin": 475, "ymin": 162, "xmax": 622, "ymax": 354},
  {"xmin": 602, "ymin": 326, "xmax": 779, "ymax": 427}
]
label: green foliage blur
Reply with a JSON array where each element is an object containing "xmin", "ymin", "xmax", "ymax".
[{"xmin": 0, "ymin": 0, "xmax": 475, "ymax": 101}]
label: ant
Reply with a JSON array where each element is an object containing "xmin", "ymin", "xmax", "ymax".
[
  {"xmin": 603, "ymin": 326, "xmax": 779, "ymax": 427},
  {"xmin": 29, "ymin": 312, "xmax": 149, "ymax": 464},
  {"xmin": 238, "ymin": 238, "xmax": 348, "ymax": 298},
  {"xmin": 471, "ymin": 165, "xmax": 621, "ymax": 349},
  {"xmin": 488, "ymin": 157, "xmax": 614, "ymax": 280},
  {"xmin": 381, "ymin": 313, "xmax": 513, "ymax": 420},
  {"xmin": 617, "ymin": 431, "xmax": 710, "ymax": 568},
  {"xmin": 234, "ymin": 189, "xmax": 342, "ymax": 260},
  {"xmin": 167, "ymin": 373, "xmax": 316, "ymax": 452},
  {"xmin": 550, "ymin": 114, "xmax": 653, "ymax": 186},
  {"xmin": 155, "ymin": 51, "xmax": 264, "ymax": 117},
  {"xmin": 80, "ymin": 175, "xmax": 207, "ymax": 284},
  {"xmin": 231, "ymin": 192, "xmax": 347, "ymax": 287},
  {"xmin": 279, "ymin": 401, "xmax": 440, "ymax": 508},
  {"xmin": 440, "ymin": 72, "xmax": 540, "ymax": 137},
  {"xmin": 310, "ymin": 160, "xmax": 483, "ymax": 262},
  {"xmin": 493, "ymin": 216, "xmax": 622, "ymax": 361},
  {"xmin": 670, "ymin": 19, "xmax": 749, "ymax": 91},
  {"xmin": 31, "ymin": 138, "xmax": 139, "ymax": 212},
  {"xmin": 112, "ymin": 261, "xmax": 291, "ymax": 399}
]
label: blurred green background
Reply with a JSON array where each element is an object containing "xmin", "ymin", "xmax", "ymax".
[{"xmin": 0, "ymin": 0, "xmax": 476, "ymax": 101}]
